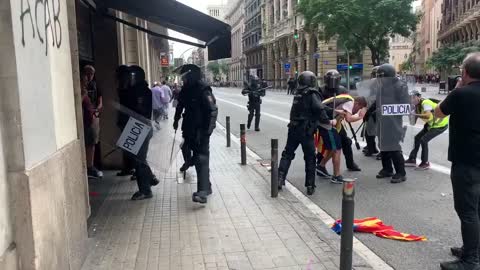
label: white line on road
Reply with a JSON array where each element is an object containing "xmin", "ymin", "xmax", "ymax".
[
  {"xmin": 216, "ymin": 120, "xmax": 394, "ymax": 270},
  {"xmin": 217, "ymin": 97, "xmax": 452, "ymax": 176}
]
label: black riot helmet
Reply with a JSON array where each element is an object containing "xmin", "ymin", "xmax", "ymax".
[
  {"xmin": 324, "ymin": 70, "xmax": 341, "ymax": 89},
  {"xmin": 298, "ymin": 71, "xmax": 317, "ymax": 88},
  {"xmin": 371, "ymin": 66, "xmax": 380, "ymax": 79},
  {"xmin": 178, "ymin": 64, "xmax": 202, "ymax": 86},
  {"xmin": 250, "ymin": 75, "xmax": 259, "ymax": 88},
  {"xmin": 129, "ymin": 65, "xmax": 146, "ymax": 87},
  {"xmin": 377, "ymin": 64, "xmax": 396, "ymax": 78}
]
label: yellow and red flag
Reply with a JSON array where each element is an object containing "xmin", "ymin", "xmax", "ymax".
[{"xmin": 332, "ymin": 217, "xmax": 427, "ymax": 242}]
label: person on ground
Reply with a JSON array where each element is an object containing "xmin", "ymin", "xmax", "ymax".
[
  {"xmin": 81, "ymin": 65, "xmax": 103, "ymax": 178},
  {"xmin": 173, "ymin": 64, "xmax": 218, "ymax": 204},
  {"xmin": 129, "ymin": 66, "xmax": 158, "ymax": 200},
  {"xmin": 278, "ymin": 71, "xmax": 331, "ymax": 195},
  {"xmin": 374, "ymin": 64, "xmax": 408, "ymax": 184},
  {"xmin": 242, "ymin": 75, "xmax": 265, "ymax": 131},
  {"xmin": 435, "ymin": 52, "xmax": 480, "ymax": 270},
  {"xmin": 116, "ymin": 65, "xmax": 136, "ymax": 177},
  {"xmin": 405, "ymin": 91, "xmax": 449, "ymax": 170}
]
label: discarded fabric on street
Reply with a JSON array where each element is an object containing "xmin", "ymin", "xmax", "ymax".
[{"xmin": 331, "ymin": 217, "xmax": 427, "ymax": 242}]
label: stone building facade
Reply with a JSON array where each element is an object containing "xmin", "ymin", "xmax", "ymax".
[
  {"xmin": 261, "ymin": 0, "xmax": 373, "ymax": 89},
  {"xmin": 244, "ymin": 0, "xmax": 264, "ymax": 80},
  {"xmin": 439, "ymin": 0, "xmax": 480, "ymax": 44},
  {"xmin": 225, "ymin": 0, "xmax": 245, "ymax": 86}
]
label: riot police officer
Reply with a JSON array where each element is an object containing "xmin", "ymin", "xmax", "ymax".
[
  {"xmin": 363, "ymin": 66, "xmax": 380, "ymax": 157},
  {"xmin": 128, "ymin": 65, "xmax": 158, "ymax": 200},
  {"xmin": 317, "ymin": 70, "xmax": 362, "ymax": 173},
  {"xmin": 375, "ymin": 64, "xmax": 408, "ymax": 183},
  {"xmin": 242, "ymin": 75, "xmax": 265, "ymax": 131},
  {"xmin": 173, "ymin": 64, "xmax": 218, "ymax": 203},
  {"xmin": 278, "ymin": 71, "xmax": 331, "ymax": 195}
]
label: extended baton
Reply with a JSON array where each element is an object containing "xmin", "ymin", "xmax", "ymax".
[{"xmin": 348, "ymin": 122, "xmax": 361, "ymax": 150}]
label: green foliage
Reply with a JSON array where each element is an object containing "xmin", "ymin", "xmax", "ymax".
[
  {"xmin": 207, "ymin": 61, "xmax": 221, "ymax": 80},
  {"xmin": 219, "ymin": 60, "xmax": 230, "ymax": 80},
  {"xmin": 428, "ymin": 41, "xmax": 480, "ymax": 73},
  {"xmin": 298, "ymin": 0, "xmax": 419, "ymax": 66}
]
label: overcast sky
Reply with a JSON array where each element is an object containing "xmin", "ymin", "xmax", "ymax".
[
  {"xmin": 170, "ymin": 0, "xmax": 422, "ymax": 58},
  {"xmin": 170, "ymin": 0, "xmax": 221, "ymax": 58}
]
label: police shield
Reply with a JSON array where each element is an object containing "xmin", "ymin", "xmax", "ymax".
[{"xmin": 356, "ymin": 77, "xmax": 412, "ymax": 152}]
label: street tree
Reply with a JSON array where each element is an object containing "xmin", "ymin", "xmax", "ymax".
[
  {"xmin": 219, "ymin": 60, "xmax": 230, "ymax": 81},
  {"xmin": 298, "ymin": 0, "xmax": 419, "ymax": 66},
  {"xmin": 207, "ymin": 61, "xmax": 221, "ymax": 81},
  {"xmin": 428, "ymin": 41, "xmax": 480, "ymax": 74}
]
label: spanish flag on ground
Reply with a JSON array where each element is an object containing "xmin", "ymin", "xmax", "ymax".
[{"xmin": 331, "ymin": 217, "xmax": 427, "ymax": 242}]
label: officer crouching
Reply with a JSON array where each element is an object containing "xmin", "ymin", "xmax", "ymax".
[{"xmin": 278, "ymin": 71, "xmax": 331, "ymax": 195}]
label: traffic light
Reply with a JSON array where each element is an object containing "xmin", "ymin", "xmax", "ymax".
[
  {"xmin": 349, "ymin": 65, "xmax": 353, "ymax": 70},
  {"xmin": 293, "ymin": 29, "xmax": 299, "ymax": 39}
]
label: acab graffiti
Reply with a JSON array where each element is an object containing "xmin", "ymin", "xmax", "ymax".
[{"xmin": 19, "ymin": 0, "xmax": 62, "ymax": 55}]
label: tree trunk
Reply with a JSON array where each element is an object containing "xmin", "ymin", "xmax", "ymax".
[{"xmin": 370, "ymin": 47, "xmax": 380, "ymax": 67}]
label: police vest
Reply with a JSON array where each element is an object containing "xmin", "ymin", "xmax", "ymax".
[
  {"xmin": 420, "ymin": 99, "xmax": 449, "ymax": 129},
  {"xmin": 290, "ymin": 89, "xmax": 320, "ymax": 122}
]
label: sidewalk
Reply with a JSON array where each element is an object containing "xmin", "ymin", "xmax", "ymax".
[{"xmin": 81, "ymin": 121, "xmax": 375, "ymax": 270}]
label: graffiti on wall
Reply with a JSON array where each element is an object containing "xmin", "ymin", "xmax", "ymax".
[{"xmin": 19, "ymin": 0, "xmax": 62, "ymax": 55}]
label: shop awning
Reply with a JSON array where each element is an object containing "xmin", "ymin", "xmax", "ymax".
[{"xmin": 93, "ymin": 0, "xmax": 231, "ymax": 60}]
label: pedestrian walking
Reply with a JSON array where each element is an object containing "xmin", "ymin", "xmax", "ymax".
[
  {"xmin": 435, "ymin": 52, "xmax": 480, "ymax": 270},
  {"xmin": 173, "ymin": 64, "xmax": 218, "ymax": 204},
  {"xmin": 278, "ymin": 71, "xmax": 331, "ymax": 195},
  {"xmin": 405, "ymin": 91, "xmax": 449, "ymax": 170}
]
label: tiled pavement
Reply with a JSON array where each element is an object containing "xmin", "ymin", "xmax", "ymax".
[{"xmin": 81, "ymin": 123, "xmax": 375, "ymax": 270}]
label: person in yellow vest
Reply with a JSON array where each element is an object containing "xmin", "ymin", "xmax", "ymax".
[{"xmin": 405, "ymin": 90, "xmax": 449, "ymax": 170}]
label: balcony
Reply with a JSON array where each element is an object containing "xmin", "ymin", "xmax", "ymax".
[{"xmin": 273, "ymin": 17, "xmax": 294, "ymax": 40}]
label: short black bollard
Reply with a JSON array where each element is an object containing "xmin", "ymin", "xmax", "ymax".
[
  {"xmin": 240, "ymin": 124, "xmax": 247, "ymax": 165},
  {"xmin": 226, "ymin": 116, "xmax": 231, "ymax": 148},
  {"xmin": 271, "ymin": 139, "xmax": 279, "ymax": 198},
  {"xmin": 340, "ymin": 179, "xmax": 356, "ymax": 270}
]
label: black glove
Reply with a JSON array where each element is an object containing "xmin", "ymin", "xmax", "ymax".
[{"xmin": 173, "ymin": 121, "xmax": 178, "ymax": 130}]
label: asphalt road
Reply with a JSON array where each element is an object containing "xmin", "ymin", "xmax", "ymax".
[{"xmin": 213, "ymin": 86, "xmax": 459, "ymax": 270}]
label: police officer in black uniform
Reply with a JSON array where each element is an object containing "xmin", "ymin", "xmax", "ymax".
[
  {"xmin": 375, "ymin": 64, "xmax": 407, "ymax": 184},
  {"xmin": 242, "ymin": 75, "xmax": 265, "ymax": 131},
  {"xmin": 128, "ymin": 65, "xmax": 158, "ymax": 200},
  {"xmin": 318, "ymin": 70, "xmax": 361, "ymax": 172},
  {"xmin": 173, "ymin": 64, "xmax": 218, "ymax": 204},
  {"xmin": 278, "ymin": 71, "xmax": 331, "ymax": 195}
]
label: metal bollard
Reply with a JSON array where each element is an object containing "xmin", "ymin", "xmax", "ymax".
[
  {"xmin": 271, "ymin": 139, "xmax": 279, "ymax": 198},
  {"xmin": 240, "ymin": 124, "xmax": 247, "ymax": 165},
  {"xmin": 340, "ymin": 179, "xmax": 356, "ymax": 270},
  {"xmin": 226, "ymin": 116, "xmax": 231, "ymax": 148}
]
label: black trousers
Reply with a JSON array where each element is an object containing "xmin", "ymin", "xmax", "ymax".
[
  {"xmin": 365, "ymin": 135, "xmax": 378, "ymax": 154},
  {"xmin": 122, "ymin": 151, "xmax": 136, "ymax": 172},
  {"xmin": 339, "ymin": 127, "xmax": 356, "ymax": 168},
  {"xmin": 247, "ymin": 102, "xmax": 261, "ymax": 129},
  {"xmin": 452, "ymin": 162, "xmax": 480, "ymax": 264},
  {"xmin": 135, "ymin": 132, "xmax": 154, "ymax": 195},
  {"xmin": 279, "ymin": 126, "xmax": 316, "ymax": 187},
  {"xmin": 380, "ymin": 150, "xmax": 406, "ymax": 176},
  {"xmin": 184, "ymin": 134, "xmax": 211, "ymax": 193},
  {"xmin": 408, "ymin": 125, "xmax": 447, "ymax": 163}
]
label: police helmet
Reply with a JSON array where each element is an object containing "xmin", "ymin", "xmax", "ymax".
[
  {"xmin": 129, "ymin": 65, "xmax": 146, "ymax": 86},
  {"xmin": 298, "ymin": 71, "xmax": 318, "ymax": 88},
  {"xmin": 178, "ymin": 64, "xmax": 202, "ymax": 86},
  {"xmin": 377, "ymin": 64, "xmax": 396, "ymax": 78},
  {"xmin": 371, "ymin": 66, "xmax": 380, "ymax": 78},
  {"xmin": 324, "ymin": 70, "xmax": 341, "ymax": 89}
]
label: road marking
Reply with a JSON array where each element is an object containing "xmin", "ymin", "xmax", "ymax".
[
  {"xmin": 216, "ymin": 120, "xmax": 394, "ymax": 270},
  {"xmin": 216, "ymin": 97, "xmax": 289, "ymax": 123},
  {"xmin": 217, "ymin": 97, "xmax": 452, "ymax": 176}
]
